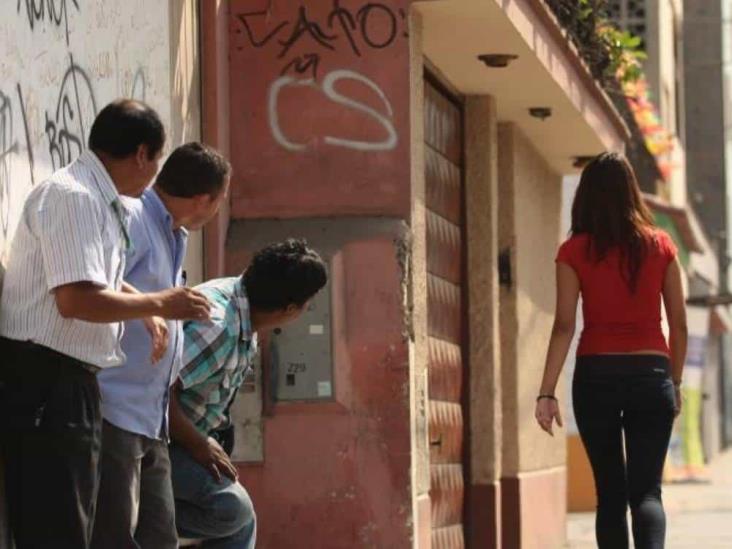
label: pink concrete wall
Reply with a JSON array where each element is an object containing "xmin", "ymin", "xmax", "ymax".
[
  {"xmin": 224, "ymin": 2, "xmax": 414, "ymax": 547},
  {"xmin": 229, "ymin": 236, "xmax": 413, "ymax": 548},
  {"xmin": 227, "ymin": 0, "xmax": 411, "ymax": 219}
]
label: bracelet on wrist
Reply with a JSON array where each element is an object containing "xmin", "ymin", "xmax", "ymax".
[{"xmin": 536, "ymin": 394, "xmax": 557, "ymax": 402}]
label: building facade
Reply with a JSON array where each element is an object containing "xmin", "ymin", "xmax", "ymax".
[
  {"xmin": 679, "ymin": 0, "xmax": 732, "ymax": 462},
  {"xmin": 564, "ymin": 0, "xmax": 732, "ymax": 510},
  {"xmin": 684, "ymin": 0, "xmax": 726, "ymax": 239},
  {"xmin": 204, "ymin": 1, "xmax": 627, "ymax": 547},
  {"xmin": 0, "ymin": 1, "xmax": 633, "ymax": 547}
]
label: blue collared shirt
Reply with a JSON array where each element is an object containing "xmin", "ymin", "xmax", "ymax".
[{"xmin": 98, "ymin": 188, "xmax": 188, "ymax": 440}]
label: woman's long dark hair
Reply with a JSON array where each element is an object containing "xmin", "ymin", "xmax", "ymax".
[{"xmin": 571, "ymin": 152, "xmax": 655, "ymax": 292}]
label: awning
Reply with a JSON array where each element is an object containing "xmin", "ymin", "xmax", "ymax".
[{"xmin": 414, "ymin": 0, "xmax": 630, "ymax": 174}]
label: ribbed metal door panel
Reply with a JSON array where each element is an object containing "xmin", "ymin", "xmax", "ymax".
[{"xmin": 424, "ymin": 77, "xmax": 466, "ymax": 549}]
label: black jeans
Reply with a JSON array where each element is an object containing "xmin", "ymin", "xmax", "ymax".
[
  {"xmin": 0, "ymin": 337, "xmax": 102, "ymax": 549},
  {"xmin": 573, "ymin": 354, "xmax": 676, "ymax": 549}
]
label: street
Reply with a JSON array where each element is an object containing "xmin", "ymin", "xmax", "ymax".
[{"xmin": 567, "ymin": 450, "xmax": 732, "ymax": 548}]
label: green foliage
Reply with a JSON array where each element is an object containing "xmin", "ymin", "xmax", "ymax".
[
  {"xmin": 545, "ymin": 0, "xmax": 646, "ymax": 86},
  {"xmin": 600, "ymin": 25, "xmax": 647, "ymax": 83}
]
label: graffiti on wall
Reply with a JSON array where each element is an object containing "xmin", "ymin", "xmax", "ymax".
[
  {"xmin": 268, "ymin": 70, "xmax": 397, "ymax": 152},
  {"xmin": 0, "ymin": 92, "xmax": 18, "ymax": 239},
  {"xmin": 233, "ymin": 1, "xmax": 407, "ymax": 155},
  {"xmin": 45, "ymin": 55, "xmax": 98, "ymax": 171},
  {"xmin": 0, "ymin": 0, "xmax": 164, "ymax": 257},
  {"xmin": 236, "ymin": 3, "xmax": 408, "ymax": 77},
  {"xmin": 0, "ymin": 84, "xmax": 36, "ymax": 241},
  {"xmin": 17, "ymin": 0, "xmax": 81, "ymax": 45},
  {"xmin": 227, "ymin": 0, "xmax": 411, "ymax": 217}
]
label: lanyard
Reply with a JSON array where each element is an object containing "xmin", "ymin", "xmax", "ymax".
[
  {"xmin": 110, "ymin": 199, "xmax": 133, "ymax": 254},
  {"xmin": 86, "ymin": 159, "xmax": 132, "ymax": 254}
]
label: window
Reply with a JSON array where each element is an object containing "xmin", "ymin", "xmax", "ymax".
[{"xmin": 607, "ymin": 0, "xmax": 647, "ymax": 48}]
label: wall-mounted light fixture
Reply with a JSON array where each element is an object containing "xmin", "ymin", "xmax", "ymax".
[
  {"xmin": 529, "ymin": 107, "xmax": 552, "ymax": 121},
  {"xmin": 498, "ymin": 248, "xmax": 512, "ymax": 288},
  {"xmin": 478, "ymin": 54, "xmax": 518, "ymax": 68}
]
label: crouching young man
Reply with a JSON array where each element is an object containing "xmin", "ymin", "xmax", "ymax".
[{"xmin": 170, "ymin": 239, "xmax": 328, "ymax": 548}]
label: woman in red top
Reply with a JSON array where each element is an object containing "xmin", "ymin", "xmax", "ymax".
[{"xmin": 535, "ymin": 153, "xmax": 687, "ymax": 549}]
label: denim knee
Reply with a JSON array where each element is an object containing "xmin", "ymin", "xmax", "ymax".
[{"xmin": 210, "ymin": 483, "xmax": 256, "ymax": 537}]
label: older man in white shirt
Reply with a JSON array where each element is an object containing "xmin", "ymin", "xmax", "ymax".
[{"xmin": 0, "ymin": 99, "xmax": 210, "ymax": 549}]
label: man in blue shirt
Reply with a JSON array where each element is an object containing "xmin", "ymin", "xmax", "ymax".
[{"xmin": 91, "ymin": 143, "xmax": 231, "ymax": 549}]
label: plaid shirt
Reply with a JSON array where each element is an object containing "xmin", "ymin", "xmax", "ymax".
[{"xmin": 178, "ymin": 277, "xmax": 258, "ymax": 435}]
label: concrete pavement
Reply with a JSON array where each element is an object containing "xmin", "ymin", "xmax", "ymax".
[{"xmin": 566, "ymin": 449, "xmax": 732, "ymax": 548}]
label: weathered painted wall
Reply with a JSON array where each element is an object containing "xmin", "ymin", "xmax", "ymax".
[
  {"xmin": 409, "ymin": 12, "xmax": 431, "ymax": 548},
  {"xmin": 499, "ymin": 123, "xmax": 564, "ymax": 474},
  {"xmin": 498, "ymin": 122, "xmax": 566, "ymax": 549},
  {"xmin": 223, "ymin": 1, "xmax": 415, "ymax": 547},
  {"xmin": 227, "ymin": 0, "xmax": 411, "ymax": 220},
  {"xmin": 0, "ymin": 0, "xmax": 203, "ymax": 279},
  {"xmin": 0, "ymin": 1, "xmax": 164, "ymax": 258},
  {"xmin": 0, "ymin": 1, "xmax": 202, "ymax": 545},
  {"xmin": 170, "ymin": 0, "xmax": 204, "ymax": 285},
  {"xmin": 464, "ymin": 94, "xmax": 502, "ymax": 548},
  {"xmin": 512, "ymin": 126, "xmax": 564, "ymax": 474},
  {"xmin": 226, "ymin": 219, "xmax": 414, "ymax": 549}
]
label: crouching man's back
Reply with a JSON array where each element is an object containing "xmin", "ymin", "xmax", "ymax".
[{"xmin": 170, "ymin": 239, "xmax": 328, "ymax": 548}]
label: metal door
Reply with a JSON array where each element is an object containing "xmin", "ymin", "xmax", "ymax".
[{"xmin": 424, "ymin": 75, "xmax": 467, "ymax": 549}]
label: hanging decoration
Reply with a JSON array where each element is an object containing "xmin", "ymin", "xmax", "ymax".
[{"xmin": 620, "ymin": 60, "xmax": 676, "ymax": 182}]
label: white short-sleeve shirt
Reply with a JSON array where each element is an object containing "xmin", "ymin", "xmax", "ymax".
[{"xmin": 0, "ymin": 150, "xmax": 131, "ymax": 368}]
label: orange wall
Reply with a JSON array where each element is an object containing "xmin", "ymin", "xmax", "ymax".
[{"xmin": 567, "ymin": 435, "xmax": 596, "ymax": 513}]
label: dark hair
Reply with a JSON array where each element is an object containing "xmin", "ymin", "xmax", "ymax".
[
  {"xmin": 155, "ymin": 143, "xmax": 231, "ymax": 198},
  {"xmin": 88, "ymin": 99, "xmax": 165, "ymax": 160},
  {"xmin": 571, "ymin": 152, "xmax": 655, "ymax": 292},
  {"xmin": 243, "ymin": 239, "xmax": 328, "ymax": 311}
]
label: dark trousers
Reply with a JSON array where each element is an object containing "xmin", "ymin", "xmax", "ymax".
[
  {"xmin": 573, "ymin": 354, "xmax": 676, "ymax": 549},
  {"xmin": 91, "ymin": 421, "xmax": 178, "ymax": 549},
  {"xmin": 0, "ymin": 337, "xmax": 102, "ymax": 549}
]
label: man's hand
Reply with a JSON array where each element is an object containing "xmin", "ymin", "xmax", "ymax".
[
  {"xmin": 155, "ymin": 287, "xmax": 211, "ymax": 321},
  {"xmin": 191, "ymin": 436, "xmax": 239, "ymax": 483},
  {"xmin": 142, "ymin": 316, "xmax": 168, "ymax": 364}
]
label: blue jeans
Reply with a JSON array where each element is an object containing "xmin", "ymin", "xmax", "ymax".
[
  {"xmin": 169, "ymin": 444, "xmax": 256, "ymax": 549},
  {"xmin": 573, "ymin": 354, "xmax": 676, "ymax": 549}
]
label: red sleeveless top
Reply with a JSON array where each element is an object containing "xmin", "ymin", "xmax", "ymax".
[{"xmin": 556, "ymin": 229, "xmax": 677, "ymax": 356}]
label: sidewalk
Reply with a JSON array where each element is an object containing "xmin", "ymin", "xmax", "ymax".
[{"xmin": 566, "ymin": 450, "xmax": 732, "ymax": 548}]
